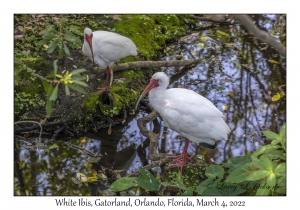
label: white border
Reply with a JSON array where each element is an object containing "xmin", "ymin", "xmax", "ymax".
[{"xmin": 4, "ymin": 0, "xmax": 296, "ymax": 209}]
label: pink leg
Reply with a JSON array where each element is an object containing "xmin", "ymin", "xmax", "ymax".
[
  {"xmin": 167, "ymin": 139, "xmax": 191, "ymax": 176},
  {"xmin": 96, "ymin": 66, "xmax": 111, "ymax": 94}
]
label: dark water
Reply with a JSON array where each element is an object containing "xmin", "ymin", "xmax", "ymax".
[{"xmin": 14, "ymin": 15, "xmax": 286, "ymax": 195}]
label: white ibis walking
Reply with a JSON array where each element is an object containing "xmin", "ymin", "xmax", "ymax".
[
  {"xmin": 82, "ymin": 28, "xmax": 137, "ymax": 93},
  {"xmin": 135, "ymin": 72, "xmax": 230, "ymax": 175}
]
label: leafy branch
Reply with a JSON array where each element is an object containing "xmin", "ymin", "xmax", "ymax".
[
  {"xmin": 15, "ymin": 58, "xmax": 88, "ymax": 117},
  {"xmin": 38, "ymin": 18, "xmax": 82, "ymax": 58}
]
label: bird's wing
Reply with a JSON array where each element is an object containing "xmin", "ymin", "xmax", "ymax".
[
  {"xmin": 93, "ymin": 32, "xmax": 137, "ymax": 62},
  {"xmin": 160, "ymin": 88, "xmax": 229, "ymax": 142}
]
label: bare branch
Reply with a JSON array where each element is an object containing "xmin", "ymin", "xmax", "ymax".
[
  {"xmin": 91, "ymin": 58, "xmax": 210, "ymax": 74},
  {"xmin": 137, "ymin": 110, "xmax": 167, "ymax": 160},
  {"xmin": 233, "ymin": 14, "xmax": 286, "ymax": 57},
  {"xmin": 191, "ymin": 15, "xmax": 240, "ymax": 25}
]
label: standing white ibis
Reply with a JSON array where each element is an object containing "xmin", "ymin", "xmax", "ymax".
[
  {"xmin": 82, "ymin": 28, "xmax": 137, "ymax": 93},
  {"xmin": 135, "ymin": 72, "xmax": 230, "ymax": 175}
]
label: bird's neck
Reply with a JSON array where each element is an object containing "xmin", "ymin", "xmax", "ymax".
[{"xmin": 149, "ymin": 88, "xmax": 164, "ymax": 113}]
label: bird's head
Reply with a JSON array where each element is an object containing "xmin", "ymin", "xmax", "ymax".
[
  {"xmin": 84, "ymin": 28, "xmax": 95, "ymax": 66},
  {"xmin": 135, "ymin": 72, "xmax": 169, "ymax": 111}
]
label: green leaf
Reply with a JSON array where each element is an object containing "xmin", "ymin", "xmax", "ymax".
[
  {"xmin": 267, "ymin": 173, "xmax": 276, "ymax": 190},
  {"xmin": 65, "ymin": 84, "xmax": 70, "ymax": 95},
  {"xmin": 217, "ymin": 30, "xmax": 229, "ymax": 37},
  {"xmin": 202, "ymin": 187, "xmax": 226, "ymax": 196},
  {"xmin": 200, "ymin": 182, "xmax": 246, "ymax": 196},
  {"xmin": 215, "ymin": 86, "xmax": 225, "ymax": 91},
  {"xmin": 135, "ymin": 168, "xmax": 161, "ymax": 191},
  {"xmin": 14, "ymin": 64, "xmax": 22, "ymax": 72},
  {"xmin": 71, "ymin": 75, "xmax": 87, "ymax": 81},
  {"xmin": 279, "ymin": 123, "xmax": 286, "ymax": 150},
  {"xmin": 63, "ymin": 42, "xmax": 71, "ymax": 56},
  {"xmin": 71, "ymin": 80, "xmax": 88, "ymax": 87},
  {"xmin": 49, "ymin": 84, "xmax": 59, "ymax": 101},
  {"xmin": 64, "ymin": 31, "xmax": 82, "ymax": 48},
  {"xmin": 223, "ymin": 155, "xmax": 251, "ymax": 173},
  {"xmin": 41, "ymin": 30, "xmax": 57, "ymax": 40},
  {"xmin": 259, "ymin": 157, "xmax": 273, "ymax": 171},
  {"xmin": 271, "ymin": 139, "xmax": 280, "ymax": 146},
  {"xmin": 182, "ymin": 187, "xmax": 193, "ymax": 196},
  {"xmin": 195, "ymin": 178, "xmax": 215, "ymax": 195},
  {"xmin": 263, "ymin": 130, "xmax": 280, "ymax": 141},
  {"xmin": 252, "ymin": 144, "xmax": 279, "ymax": 158},
  {"xmin": 252, "ymin": 157, "xmax": 267, "ymax": 170},
  {"xmin": 277, "ymin": 176, "xmax": 286, "ymax": 186},
  {"xmin": 205, "ymin": 165, "xmax": 224, "ymax": 179},
  {"xmin": 268, "ymin": 59, "xmax": 280, "ymax": 64},
  {"xmin": 276, "ymin": 186, "xmax": 286, "ymax": 194},
  {"xmin": 279, "ymin": 123, "xmax": 286, "ymax": 139},
  {"xmin": 109, "ymin": 177, "xmax": 136, "ymax": 192},
  {"xmin": 14, "ymin": 64, "xmax": 24, "ymax": 85},
  {"xmin": 59, "ymin": 42, "xmax": 64, "ymax": 58},
  {"xmin": 47, "ymin": 39, "xmax": 59, "ymax": 54},
  {"xmin": 274, "ymin": 163, "xmax": 286, "ymax": 176},
  {"xmin": 38, "ymin": 38, "xmax": 51, "ymax": 46},
  {"xmin": 260, "ymin": 150, "xmax": 286, "ymax": 160},
  {"xmin": 246, "ymin": 170, "xmax": 270, "ymax": 181},
  {"xmin": 216, "ymin": 182, "xmax": 246, "ymax": 196},
  {"xmin": 45, "ymin": 99, "xmax": 53, "ymax": 118},
  {"xmin": 68, "ymin": 25, "xmax": 81, "ymax": 34},
  {"xmin": 255, "ymin": 181, "xmax": 270, "ymax": 195},
  {"xmin": 39, "ymin": 27, "xmax": 57, "ymax": 35},
  {"xmin": 47, "ymin": 143, "xmax": 59, "ymax": 150},
  {"xmin": 14, "ymin": 74, "xmax": 21, "ymax": 85},
  {"xmin": 42, "ymin": 80, "xmax": 54, "ymax": 98},
  {"xmin": 53, "ymin": 60, "xmax": 58, "ymax": 75},
  {"xmin": 225, "ymin": 163, "xmax": 252, "ymax": 183},
  {"xmin": 161, "ymin": 181, "xmax": 187, "ymax": 190},
  {"xmin": 68, "ymin": 84, "xmax": 86, "ymax": 94},
  {"xmin": 71, "ymin": 68, "xmax": 87, "ymax": 75}
]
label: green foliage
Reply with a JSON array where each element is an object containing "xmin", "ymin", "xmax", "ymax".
[
  {"xmin": 224, "ymin": 123, "xmax": 286, "ymax": 195},
  {"xmin": 135, "ymin": 168, "xmax": 161, "ymax": 191},
  {"xmin": 109, "ymin": 177, "xmax": 136, "ymax": 192},
  {"xmin": 114, "ymin": 14, "xmax": 190, "ymax": 60},
  {"xmin": 109, "ymin": 168, "xmax": 160, "ymax": 192},
  {"xmin": 107, "ymin": 124, "xmax": 286, "ymax": 196},
  {"xmin": 38, "ymin": 18, "xmax": 82, "ymax": 58},
  {"xmin": 14, "ymin": 91, "xmax": 45, "ymax": 115},
  {"xmin": 42, "ymin": 60, "xmax": 88, "ymax": 117},
  {"xmin": 194, "ymin": 165, "xmax": 246, "ymax": 196}
]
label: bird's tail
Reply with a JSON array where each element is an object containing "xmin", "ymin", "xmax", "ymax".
[{"xmin": 199, "ymin": 142, "xmax": 217, "ymax": 149}]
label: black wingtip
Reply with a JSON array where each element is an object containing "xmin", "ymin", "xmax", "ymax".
[{"xmin": 199, "ymin": 142, "xmax": 217, "ymax": 149}]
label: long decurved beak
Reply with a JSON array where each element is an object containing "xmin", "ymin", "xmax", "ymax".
[
  {"xmin": 85, "ymin": 34, "xmax": 95, "ymax": 66},
  {"xmin": 135, "ymin": 79, "xmax": 158, "ymax": 111}
]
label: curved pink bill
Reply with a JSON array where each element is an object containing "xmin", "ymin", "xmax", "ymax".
[
  {"xmin": 135, "ymin": 79, "xmax": 159, "ymax": 111},
  {"xmin": 85, "ymin": 33, "xmax": 95, "ymax": 66}
]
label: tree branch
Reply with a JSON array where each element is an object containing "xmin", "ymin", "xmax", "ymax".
[
  {"xmin": 233, "ymin": 14, "xmax": 286, "ymax": 57},
  {"xmin": 137, "ymin": 110, "xmax": 167, "ymax": 160},
  {"xmin": 91, "ymin": 58, "xmax": 209, "ymax": 74}
]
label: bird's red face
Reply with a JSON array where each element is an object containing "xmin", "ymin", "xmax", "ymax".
[
  {"xmin": 135, "ymin": 79, "xmax": 159, "ymax": 110},
  {"xmin": 85, "ymin": 33, "xmax": 95, "ymax": 66}
]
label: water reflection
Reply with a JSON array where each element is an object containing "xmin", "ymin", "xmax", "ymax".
[{"xmin": 14, "ymin": 15, "xmax": 285, "ymax": 195}]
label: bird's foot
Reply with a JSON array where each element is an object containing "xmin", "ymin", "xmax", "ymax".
[
  {"xmin": 167, "ymin": 153, "xmax": 191, "ymax": 176},
  {"xmin": 96, "ymin": 86, "xmax": 111, "ymax": 94}
]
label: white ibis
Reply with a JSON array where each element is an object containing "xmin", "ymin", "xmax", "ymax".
[
  {"xmin": 135, "ymin": 72, "xmax": 230, "ymax": 175},
  {"xmin": 82, "ymin": 28, "xmax": 137, "ymax": 93}
]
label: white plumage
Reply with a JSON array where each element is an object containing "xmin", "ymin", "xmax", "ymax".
[
  {"xmin": 82, "ymin": 28, "xmax": 137, "ymax": 67},
  {"xmin": 136, "ymin": 72, "xmax": 230, "ymax": 148},
  {"xmin": 82, "ymin": 28, "xmax": 137, "ymax": 92}
]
